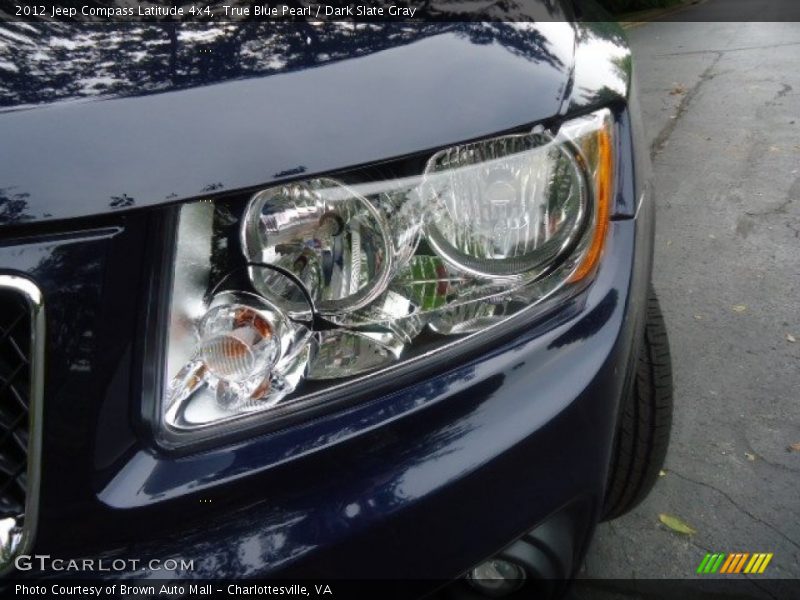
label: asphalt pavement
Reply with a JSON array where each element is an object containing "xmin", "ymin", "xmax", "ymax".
[{"xmin": 580, "ymin": 10, "xmax": 800, "ymax": 593}]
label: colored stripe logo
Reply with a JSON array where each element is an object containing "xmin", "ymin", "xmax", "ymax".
[{"xmin": 697, "ymin": 553, "xmax": 773, "ymax": 574}]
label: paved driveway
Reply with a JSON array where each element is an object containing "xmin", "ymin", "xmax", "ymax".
[{"xmin": 581, "ymin": 13, "xmax": 800, "ymax": 595}]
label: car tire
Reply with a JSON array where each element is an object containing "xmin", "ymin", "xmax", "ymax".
[{"xmin": 602, "ymin": 286, "xmax": 673, "ymax": 521}]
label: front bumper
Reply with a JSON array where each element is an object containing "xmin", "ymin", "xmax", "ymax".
[{"xmin": 0, "ymin": 175, "xmax": 653, "ymax": 589}]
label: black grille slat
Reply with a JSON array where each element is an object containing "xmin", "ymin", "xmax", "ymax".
[
  {"xmin": 0, "ymin": 293, "xmax": 31, "ymax": 521},
  {"xmin": 5, "ymin": 336, "xmax": 29, "ymax": 366},
  {"xmin": 12, "ymin": 428, "xmax": 29, "ymax": 451},
  {"xmin": 0, "ymin": 454, "xmax": 21, "ymax": 478}
]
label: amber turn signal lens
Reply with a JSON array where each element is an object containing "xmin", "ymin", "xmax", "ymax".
[{"xmin": 569, "ymin": 119, "xmax": 614, "ymax": 282}]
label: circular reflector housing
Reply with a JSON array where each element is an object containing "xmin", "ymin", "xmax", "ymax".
[
  {"xmin": 242, "ymin": 178, "xmax": 394, "ymax": 315},
  {"xmin": 424, "ymin": 134, "xmax": 587, "ymax": 280}
]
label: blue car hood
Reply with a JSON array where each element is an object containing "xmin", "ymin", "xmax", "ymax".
[{"xmin": 0, "ymin": 16, "xmax": 584, "ymax": 226}]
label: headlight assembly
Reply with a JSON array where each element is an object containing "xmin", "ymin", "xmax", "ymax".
[{"xmin": 157, "ymin": 109, "xmax": 615, "ymax": 445}]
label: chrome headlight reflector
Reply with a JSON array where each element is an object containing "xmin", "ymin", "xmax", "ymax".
[
  {"xmin": 424, "ymin": 132, "xmax": 586, "ymax": 280},
  {"xmin": 241, "ymin": 178, "xmax": 398, "ymax": 316},
  {"xmin": 159, "ymin": 109, "xmax": 615, "ymax": 443}
]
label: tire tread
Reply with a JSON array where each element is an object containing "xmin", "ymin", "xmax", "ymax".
[{"xmin": 602, "ymin": 287, "xmax": 673, "ymax": 520}]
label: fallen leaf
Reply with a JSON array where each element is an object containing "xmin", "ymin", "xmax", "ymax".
[
  {"xmin": 659, "ymin": 513, "xmax": 696, "ymax": 535},
  {"xmin": 659, "ymin": 470, "xmax": 668, "ymax": 477},
  {"xmin": 732, "ymin": 305, "xmax": 747, "ymax": 313},
  {"xmin": 670, "ymin": 84, "xmax": 687, "ymax": 96},
  {"xmin": 745, "ymin": 452, "xmax": 755, "ymax": 461},
  {"xmin": 788, "ymin": 443, "xmax": 800, "ymax": 452},
  {"xmin": 787, "ymin": 333, "xmax": 797, "ymax": 343},
  {"xmin": 666, "ymin": 239, "xmax": 673, "ymax": 246}
]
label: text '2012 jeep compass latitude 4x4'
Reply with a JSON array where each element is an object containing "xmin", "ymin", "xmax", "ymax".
[{"xmin": 0, "ymin": 1, "xmax": 672, "ymax": 597}]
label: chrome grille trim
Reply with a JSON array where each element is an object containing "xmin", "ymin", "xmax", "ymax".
[{"xmin": 0, "ymin": 275, "xmax": 44, "ymax": 574}]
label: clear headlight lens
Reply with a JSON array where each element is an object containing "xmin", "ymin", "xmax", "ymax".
[
  {"xmin": 425, "ymin": 133, "xmax": 585, "ymax": 279},
  {"xmin": 158, "ymin": 109, "xmax": 614, "ymax": 443}
]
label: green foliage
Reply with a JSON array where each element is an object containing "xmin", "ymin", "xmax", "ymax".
[{"xmin": 596, "ymin": 0, "xmax": 681, "ymax": 14}]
